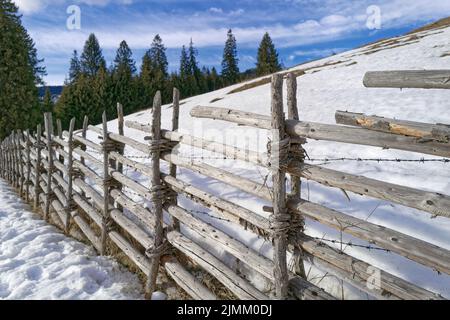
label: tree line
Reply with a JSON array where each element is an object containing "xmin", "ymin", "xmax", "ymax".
[
  {"xmin": 54, "ymin": 30, "xmax": 282, "ymax": 129},
  {"xmin": 1, "ymin": 0, "xmax": 283, "ymax": 137}
]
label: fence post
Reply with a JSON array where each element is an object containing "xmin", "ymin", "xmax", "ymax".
[
  {"xmin": 7, "ymin": 135, "xmax": 12, "ymax": 183},
  {"xmin": 286, "ymin": 72, "xmax": 307, "ymax": 279},
  {"xmin": 34, "ymin": 124, "xmax": 42, "ymax": 210},
  {"xmin": 65, "ymin": 118, "xmax": 76, "ymax": 234},
  {"xmin": 80, "ymin": 116, "xmax": 89, "ymax": 198},
  {"xmin": 146, "ymin": 91, "xmax": 164, "ymax": 298},
  {"xmin": 12, "ymin": 132, "xmax": 18, "ymax": 188},
  {"xmin": 9, "ymin": 135, "xmax": 14, "ymax": 184},
  {"xmin": 25, "ymin": 130, "xmax": 31, "ymax": 202},
  {"xmin": 44, "ymin": 112, "xmax": 54, "ymax": 221},
  {"xmin": 170, "ymin": 88, "xmax": 180, "ymax": 230},
  {"xmin": 56, "ymin": 119, "xmax": 65, "ymax": 177},
  {"xmin": 18, "ymin": 130, "xmax": 25, "ymax": 197},
  {"xmin": 101, "ymin": 111, "xmax": 111, "ymax": 255},
  {"xmin": 270, "ymin": 74, "xmax": 289, "ymax": 299},
  {"xmin": 0, "ymin": 141, "xmax": 3, "ymax": 179},
  {"xmin": 116, "ymin": 103, "xmax": 124, "ymax": 211}
]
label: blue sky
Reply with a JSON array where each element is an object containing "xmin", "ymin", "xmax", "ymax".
[{"xmin": 14, "ymin": 0, "xmax": 450, "ymax": 85}]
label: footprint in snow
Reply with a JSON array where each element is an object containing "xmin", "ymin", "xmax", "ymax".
[{"xmin": 26, "ymin": 266, "xmax": 43, "ymax": 281}]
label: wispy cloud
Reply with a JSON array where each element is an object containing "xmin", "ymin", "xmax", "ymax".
[
  {"xmin": 16, "ymin": 0, "xmax": 450, "ymax": 84},
  {"xmin": 15, "ymin": 0, "xmax": 133, "ymax": 15}
]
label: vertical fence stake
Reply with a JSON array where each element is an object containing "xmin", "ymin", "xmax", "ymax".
[
  {"xmin": 10, "ymin": 135, "xmax": 14, "ymax": 185},
  {"xmin": 44, "ymin": 113, "xmax": 54, "ymax": 221},
  {"xmin": 25, "ymin": 130, "xmax": 31, "ymax": 202},
  {"xmin": 116, "ymin": 103, "xmax": 124, "ymax": 211},
  {"xmin": 80, "ymin": 116, "xmax": 89, "ymax": 198},
  {"xmin": 34, "ymin": 124, "xmax": 42, "ymax": 210},
  {"xmin": 12, "ymin": 132, "xmax": 17, "ymax": 188},
  {"xmin": 170, "ymin": 88, "xmax": 180, "ymax": 230},
  {"xmin": 7, "ymin": 136, "xmax": 10, "ymax": 183},
  {"xmin": 270, "ymin": 74, "xmax": 289, "ymax": 299},
  {"xmin": 18, "ymin": 130, "xmax": 25, "ymax": 197},
  {"xmin": 286, "ymin": 72, "xmax": 307, "ymax": 279},
  {"xmin": 101, "ymin": 112, "xmax": 111, "ymax": 256},
  {"xmin": 146, "ymin": 91, "xmax": 164, "ymax": 298},
  {"xmin": 7, "ymin": 136, "xmax": 12, "ymax": 183},
  {"xmin": 65, "ymin": 118, "xmax": 76, "ymax": 234},
  {"xmin": 56, "ymin": 119, "xmax": 65, "ymax": 177},
  {"xmin": 0, "ymin": 141, "xmax": 3, "ymax": 179}
]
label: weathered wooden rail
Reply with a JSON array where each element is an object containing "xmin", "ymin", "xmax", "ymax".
[{"xmin": 0, "ymin": 70, "xmax": 449, "ymax": 300}]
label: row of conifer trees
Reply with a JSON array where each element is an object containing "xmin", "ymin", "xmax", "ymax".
[{"xmin": 52, "ymin": 30, "xmax": 282, "ymax": 129}]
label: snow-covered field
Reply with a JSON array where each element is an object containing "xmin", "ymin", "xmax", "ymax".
[
  {"xmin": 91, "ymin": 24, "xmax": 450, "ymax": 299},
  {"xmin": 2, "ymin": 23, "xmax": 450, "ymax": 300},
  {"xmin": 0, "ymin": 179, "xmax": 144, "ymax": 300}
]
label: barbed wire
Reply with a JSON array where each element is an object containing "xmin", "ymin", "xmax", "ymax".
[
  {"xmin": 121, "ymin": 185, "xmax": 232, "ymax": 223},
  {"xmin": 313, "ymin": 236, "xmax": 391, "ymax": 252},
  {"xmin": 87, "ymin": 146, "xmax": 450, "ymax": 165},
  {"xmin": 189, "ymin": 209, "xmax": 232, "ymax": 223},
  {"xmin": 306, "ymin": 157, "xmax": 450, "ymax": 164}
]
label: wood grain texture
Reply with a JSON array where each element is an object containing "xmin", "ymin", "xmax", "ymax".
[
  {"xmin": 363, "ymin": 70, "xmax": 450, "ymax": 89},
  {"xmin": 191, "ymin": 106, "xmax": 450, "ymax": 157}
]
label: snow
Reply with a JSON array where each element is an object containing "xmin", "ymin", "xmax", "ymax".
[
  {"xmin": 90, "ymin": 25, "xmax": 450, "ymax": 299},
  {"xmin": 0, "ymin": 180, "xmax": 144, "ymax": 300}
]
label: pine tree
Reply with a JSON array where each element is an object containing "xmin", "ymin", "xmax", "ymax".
[
  {"xmin": 256, "ymin": 32, "xmax": 282, "ymax": 76},
  {"xmin": 93, "ymin": 64, "xmax": 114, "ymax": 122},
  {"xmin": 179, "ymin": 45, "xmax": 192, "ymax": 97},
  {"xmin": 221, "ymin": 29, "xmax": 240, "ymax": 86},
  {"xmin": 80, "ymin": 33, "xmax": 106, "ymax": 77},
  {"xmin": 207, "ymin": 67, "xmax": 221, "ymax": 91},
  {"xmin": 56, "ymin": 73, "xmax": 95, "ymax": 128},
  {"xmin": 139, "ymin": 35, "xmax": 169, "ymax": 106},
  {"xmin": 114, "ymin": 40, "xmax": 136, "ymax": 75},
  {"xmin": 41, "ymin": 88, "xmax": 54, "ymax": 114},
  {"xmin": 68, "ymin": 50, "xmax": 81, "ymax": 83},
  {"xmin": 112, "ymin": 40, "xmax": 138, "ymax": 114},
  {"xmin": 0, "ymin": 0, "xmax": 46, "ymax": 138},
  {"xmin": 188, "ymin": 39, "xmax": 203, "ymax": 94}
]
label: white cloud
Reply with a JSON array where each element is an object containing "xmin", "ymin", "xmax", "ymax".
[
  {"xmin": 14, "ymin": 0, "xmax": 50, "ymax": 14},
  {"xmin": 15, "ymin": 0, "xmax": 133, "ymax": 15},
  {"xmin": 208, "ymin": 7, "xmax": 223, "ymax": 14}
]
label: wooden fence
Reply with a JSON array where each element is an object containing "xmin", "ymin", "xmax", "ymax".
[{"xmin": 0, "ymin": 71, "xmax": 449, "ymax": 300}]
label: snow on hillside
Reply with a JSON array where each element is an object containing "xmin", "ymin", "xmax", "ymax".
[
  {"xmin": 0, "ymin": 180, "xmax": 144, "ymax": 300},
  {"xmin": 86, "ymin": 23, "xmax": 450, "ymax": 299}
]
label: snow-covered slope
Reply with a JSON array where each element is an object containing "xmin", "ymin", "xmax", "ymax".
[
  {"xmin": 96, "ymin": 23, "xmax": 450, "ymax": 299},
  {"xmin": 0, "ymin": 180, "xmax": 144, "ymax": 300}
]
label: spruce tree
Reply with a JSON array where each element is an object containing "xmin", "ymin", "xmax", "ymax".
[
  {"xmin": 188, "ymin": 39, "xmax": 202, "ymax": 94},
  {"xmin": 114, "ymin": 40, "xmax": 136, "ymax": 74},
  {"xmin": 256, "ymin": 32, "xmax": 282, "ymax": 76},
  {"xmin": 113, "ymin": 40, "xmax": 137, "ymax": 114},
  {"xmin": 0, "ymin": 0, "xmax": 46, "ymax": 138},
  {"xmin": 221, "ymin": 29, "xmax": 240, "ymax": 86},
  {"xmin": 80, "ymin": 33, "xmax": 106, "ymax": 77},
  {"xmin": 178, "ymin": 45, "xmax": 194, "ymax": 97},
  {"xmin": 207, "ymin": 67, "xmax": 221, "ymax": 91},
  {"xmin": 68, "ymin": 50, "xmax": 81, "ymax": 83},
  {"xmin": 57, "ymin": 73, "xmax": 96, "ymax": 128},
  {"xmin": 93, "ymin": 64, "xmax": 114, "ymax": 122},
  {"xmin": 41, "ymin": 88, "xmax": 54, "ymax": 114},
  {"xmin": 139, "ymin": 35, "xmax": 169, "ymax": 105}
]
